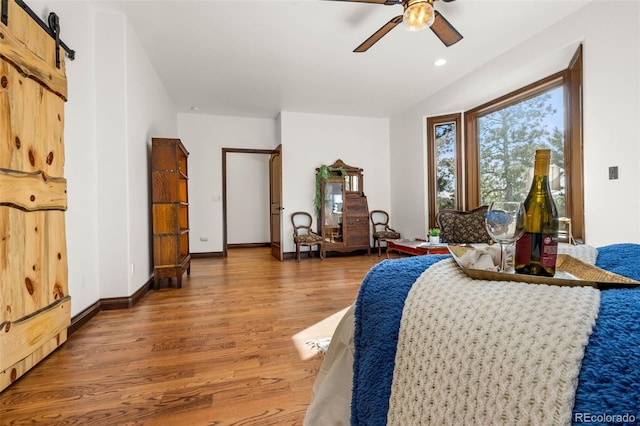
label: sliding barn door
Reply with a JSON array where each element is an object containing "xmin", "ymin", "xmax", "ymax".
[{"xmin": 0, "ymin": 1, "xmax": 70, "ymax": 391}]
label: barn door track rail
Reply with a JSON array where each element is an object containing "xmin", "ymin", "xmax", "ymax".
[{"xmin": 2, "ymin": 0, "xmax": 75, "ymax": 68}]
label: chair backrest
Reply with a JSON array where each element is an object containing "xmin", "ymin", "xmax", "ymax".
[
  {"xmin": 291, "ymin": 211, "xmax": 314, "ymax": 236},
  {"xmin": 370, "ymin": 210, "xmax": 391, "ymax": 233},
  {"xmin": 436, "ymin": 205, "xmax": 492, "ymax": 244}
]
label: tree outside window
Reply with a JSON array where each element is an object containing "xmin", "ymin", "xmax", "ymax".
[
  {"xmin": 435, "ymin": 122, "xmax": 457, "ymax": 211},
  {"xmin": 427, "ymin": 113, "xmax": 462, "ymax": 227},
  {"xmin": 478, "ymin": 87, "xmax": 566, "ymax": 217}
]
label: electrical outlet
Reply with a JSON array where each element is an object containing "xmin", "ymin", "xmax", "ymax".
[{"xmin": 609, "ymin": 166, "xmax": 619, "ymax": 180}]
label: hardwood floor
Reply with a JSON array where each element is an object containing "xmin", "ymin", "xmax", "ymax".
[{"xmin": 1, "ymin": 248, "xmax": 389, "ymax": 425}]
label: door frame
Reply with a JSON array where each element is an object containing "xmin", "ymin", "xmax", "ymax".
[{"xmin": 221, "ymin": 147, "xmax": 282, "ymax": 257}]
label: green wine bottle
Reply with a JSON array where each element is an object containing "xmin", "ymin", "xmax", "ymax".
[{"xmin": 515, "ymin": 149, "xmax": 559, "ymax": 277}]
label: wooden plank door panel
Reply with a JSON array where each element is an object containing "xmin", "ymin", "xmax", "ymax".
[{"xmin": 270, "ymin": 146, "xmax": 283, "ymax": 261}]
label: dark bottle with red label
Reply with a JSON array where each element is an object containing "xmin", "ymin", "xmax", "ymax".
[{"xmin": 515, "ymin": 149, "xmax": 559, "ymax": 277}]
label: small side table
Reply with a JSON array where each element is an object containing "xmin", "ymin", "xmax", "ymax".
[{"xmin": 386, "ymin": 239, "xmax": 450, "ymax": 259}]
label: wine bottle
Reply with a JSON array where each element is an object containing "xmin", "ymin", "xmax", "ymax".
[{"xmin": 514, "ymin": 149, "xmax": 559, "ymax": 277}]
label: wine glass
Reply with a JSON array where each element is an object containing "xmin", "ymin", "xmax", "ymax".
[{"xmin": 484, "ymin": 201, "xmax": 526, "ymax": 272}]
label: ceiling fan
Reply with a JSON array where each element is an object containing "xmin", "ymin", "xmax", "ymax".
[{"xmin": 331, "ymin": 0, "xmax": 463, "ymax": 52}]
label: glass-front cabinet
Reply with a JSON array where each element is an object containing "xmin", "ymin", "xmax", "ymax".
[
  {"xmin": 322, "ymin": 178, "xmax": 344, "ymax": 243},
  {"xmin": 317, "ymin": 160, "xmax": 370, "ymax": 255}
]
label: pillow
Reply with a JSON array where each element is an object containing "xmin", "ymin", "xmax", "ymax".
[{"xmin": 437, "ymin": 206, "xmax": 492, "ymax": 244}]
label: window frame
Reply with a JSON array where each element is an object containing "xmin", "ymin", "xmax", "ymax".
[
  {"xmin": 426, "ymin": 46, "xmax": 584, "ymax": 240},
  {"xmin": 426, "ymin": 113, "xmax": 463, "ymax": 228}
]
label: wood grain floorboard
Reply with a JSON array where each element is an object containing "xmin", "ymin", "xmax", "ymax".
[{"xmin": 0, "ymin": 247, "xmax": 392, "ymax": 425}]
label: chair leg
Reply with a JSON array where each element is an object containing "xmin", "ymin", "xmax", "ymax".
[
  {"xmin": 296, "ymin": 244, "xmax": 301, "ymax": 262},
  {"xmin": 319, "ymin": 244, "xmax": 324, "ymax": 260},
  {"xmin": 377, "ymin": 239, "xmax": 381, "ymax": 257}
]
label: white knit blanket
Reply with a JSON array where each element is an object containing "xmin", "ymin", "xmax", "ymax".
[{"xmin": 387, "ymin": 257, "xmax": 600, "ymax": 425}]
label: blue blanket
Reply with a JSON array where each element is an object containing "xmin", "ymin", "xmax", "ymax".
[{"xmin": 351, "ymin": 244, "xmax": 640, "ymax": 426}]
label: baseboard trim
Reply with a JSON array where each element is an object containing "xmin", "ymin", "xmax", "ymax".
[
  {"xmin": 191, "ymin": 251, "xmax": 223, "ymax": 258},
  {"xmin": 227, "ymin": 243, "xmax": 270, "ymax": 248},
  {"xmin": 68, "ymin": 276, "xmax": 154, "ymax": 337},
  {"xmin": 67, "ymin": 300, "xmax": 101, "ymax": 336}
]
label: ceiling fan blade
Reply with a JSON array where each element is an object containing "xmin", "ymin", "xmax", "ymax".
[
  {"xmin": 324, "ymin": 0, "xmax": 402, "ymax": 4},
  {"xmin": 354, "ymin": 15, "xmax": 403, "ymax": 52},
  {"xmin": 430, "ymin": 10, "xmax": 463, "ymax": 47}
]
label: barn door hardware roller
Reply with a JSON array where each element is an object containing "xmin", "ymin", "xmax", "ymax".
[
  {"xmin": 2, "ymin": 0, "xmax": 75, "ymax": 68},
  {"xmin": 1, "ymin": 0, "xmax": 7, "ymax": 25}
]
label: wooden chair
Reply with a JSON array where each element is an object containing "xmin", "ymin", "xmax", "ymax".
[
  {"xmin": 435, "ymin": 205, "xmax": 493, "ymax": 244},
  {"xmin": 291, "ymin": 212, "xmax": 325, "ymax": 261},
  {"xmin": 370, "ymin": 210, "xmax": 401, "ymax": 256}
]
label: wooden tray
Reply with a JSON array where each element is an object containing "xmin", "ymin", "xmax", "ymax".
[{"xmin": 448, "ymin": 245, "xmax": 640, "ymax": 289}]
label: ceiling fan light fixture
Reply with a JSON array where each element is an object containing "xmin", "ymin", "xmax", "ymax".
[{"xmin": 403, "ymin": 0, "xmax": 435, "ymax": 32}]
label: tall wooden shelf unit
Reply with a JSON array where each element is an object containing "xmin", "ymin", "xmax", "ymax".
[
  {"xmin": 151, "ymin": 138, "xmax": 191, "ymax": 289},
  {"xmin": 317, "ymin": 160, "xmax": 371, "ymax": 255}
]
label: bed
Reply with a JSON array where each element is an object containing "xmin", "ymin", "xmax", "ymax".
[{"xmin": 304, "ymin": 244, "xmax": 640, "ymax": 425}]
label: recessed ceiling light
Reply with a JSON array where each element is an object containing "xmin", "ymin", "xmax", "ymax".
[
  {"xmin": 434, "ymin": 58, "xmax": 447, "ymax": 67},
  {"xmin": 190, "ymin": 106, "xmax": 200, "ymax": 111}
]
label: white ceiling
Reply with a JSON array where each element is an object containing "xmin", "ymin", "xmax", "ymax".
[{"xmin": 95, "ymin": 0, "xmax": 591, "ymax": 119}]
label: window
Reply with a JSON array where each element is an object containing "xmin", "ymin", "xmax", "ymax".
[
  {"xmin": 427, "ymin": 113, "xmax": 462, "ymax": 224},
  {"xmin": 476, "ymin": 84, "xmax": 565, "ymax": 215},
  {"xmin": 427, "ymin": 46, "xmax": 583, "ymax": 240}
]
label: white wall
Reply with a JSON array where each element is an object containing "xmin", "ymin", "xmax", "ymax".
[
  {"xmin": 280, "ymin": 111, "xmax": 391, "ymax": 253},
  {"xmin": 178, "ymin": 111, "xmax": 391, "ymax": 255},
  {"xmin": 95, "ymin": 10, "xmax": 177, "ymax": 299},
  {"xmin": 579, "ymin": 1, "xmax": 640, "ymax": 247},
  {"xmin": 227, "ymin": 153, "xmax": 270, "ymax": 244},
  {"xmin": 177, "ymin": 114, "xmax": 279, "ymax": 253},
  {"xmin": 32, "ymin": 1, "xmax": 100, "ymax": 315},
  {"xmin": 124, "ymin": 17, "xmax": 178, "ymax": 294},
  {"xmin": 32, "ymin": 2, "xmax": 177, "ymax": 314},
  {"xmin": 390, "ymin": 0, "xmax": 640, "ymax": 247},
  {"xmin": 94, "ymin": 11, "xmax": 129, "ymax": 300}
]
